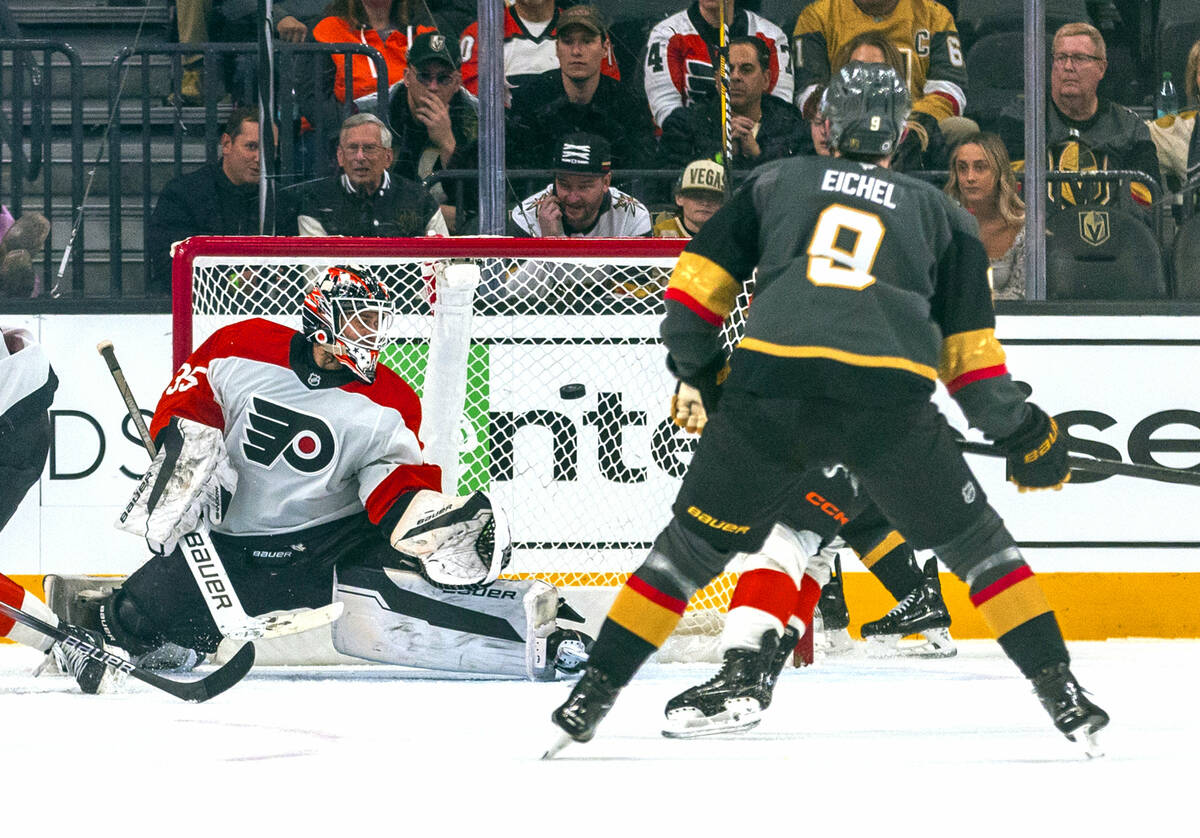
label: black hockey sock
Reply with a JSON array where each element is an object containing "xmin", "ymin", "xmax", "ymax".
[
  {"xmin": 587, "ymin": 573, "xmax": 688, "ymax": 688},
  {"xmin": 969, "ymin": 565, "xmax": 1069, "ymax": 679},
  {"xmin": 859, "ymin": 533, "xmax": 924, "ymax": 601}
]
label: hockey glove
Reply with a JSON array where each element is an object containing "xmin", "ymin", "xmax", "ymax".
[
  {"xmin": 667, "ymin": 355, "xmax": 728, "ymax": 434},
  {"xmin": 998, "ymin": 404, "xmax": 1071, "ymax": 492},
  {"xmin": 389, "ymin": 490, "xmax": 513, "ymax": 588},
  {"xmin": 116, "ymin": 417, "xmax": 237, "ymax": 554}
]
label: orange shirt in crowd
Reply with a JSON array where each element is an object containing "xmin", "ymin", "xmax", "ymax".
[{"xmin": 312, "ymin": 16, "xmax": 438, "ymax": 102}]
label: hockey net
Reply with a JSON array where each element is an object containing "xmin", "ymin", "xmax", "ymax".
[{"xmin": 174, "ymin": 236, "xmax": 753, "ymax": 660}]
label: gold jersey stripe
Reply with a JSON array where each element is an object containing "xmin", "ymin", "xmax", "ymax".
[
  {"xmin": 939, "ymin": 328, "xmax": 1007, "ymax": 384},
  {"xmin": 976, "ymin": 575, "xmax": 1053, "ymax": 638},
  {"xmin": 739, "ymin": 338, "xmax": 939, "ymax": 380},
  {"xmin": 667, "ymin": 252, "xmax": 741, "ymax": 319}
]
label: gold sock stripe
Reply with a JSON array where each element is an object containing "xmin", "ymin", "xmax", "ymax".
[
  {"xmin": 976, "ymin": 575, "xmax": 1053, "ymax": 637},
  {"xmin": 608, "ymin": 584, "xmax": 687, "ymax": 648},
  {"xmin": 858, "ymin": 530, "xmax": 906, "ymax": 570}
]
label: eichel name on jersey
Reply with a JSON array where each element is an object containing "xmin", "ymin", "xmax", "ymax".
[
  {"xmin": 151, "ymin": 318, "xmax": 442, "ymax": 537},
  {"xmin": 663, "ymin": 155, "xmax": 1027, "ymax": 441}
]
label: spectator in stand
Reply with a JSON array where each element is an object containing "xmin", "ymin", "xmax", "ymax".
[
  {"xmin": 998, "ymin": 23, "xmax": 1160, "ymax": 211},
  {"xmin": 1146, "ymin": 37, "xmax": 1200, "ymax": 191},
  {"xmin": 387, "ymin": 30, "xmax": 479, "ymax": 230},
  {"xmin": 280, "ymin": 114, "xmax": 447, "ymax": 237},
  {"xmin": 313, "ymin": 0, "xmax": 437, "ymax": 104},
  {"xmin": 660, "ymin": 35, "xmax": 809, "ymax": 170},
  {"xmin": 792, "ymin": 0, "xmax": 967, "ymax": 170},
  {"xmin": 644, "ymin": 0, "xmax": 793, "ymax": 130},
  {"xmin": 507, "ymin": 6, "xmax": 654, "ymax": 171},
  {"xmin": 509, "ymin": 133, "xmax": 650, "ymax": 238},
  {"xmin": 0, "ymin": 205, "xmax": 50, "ymax": 298},
  {"xmin": 273, "ymin": 0, "xmax": 342, "ymax": 43},
  {"xmin": 652, "ymin": 159, "xmax": 725, "ymax": 238},
  {"xmin": 944, "ymin": 132, "xmax": 1027, "ymax": 301},
  {"xmin": 458, "ymin": 0, "xmax": 620, "ymax": 97},
  {"xmin": 147, "ymin": 108, "xmax": 263, "ymax": 296},
  {"xmin": 805, "ymin": 85, "xmax": 833, "ymax": 156}
]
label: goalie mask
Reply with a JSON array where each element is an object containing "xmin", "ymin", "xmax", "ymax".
[
  {"xmin": 302, "ymin": 267, "xmax": 396, "ymax": 383},
  {"xmin": 825, "ymin": 60, "xmax": 911, "ymax": 158}
]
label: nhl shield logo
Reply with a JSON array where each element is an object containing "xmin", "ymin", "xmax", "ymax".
[
  {"xmin": 1078, "ymin": 210, "xmax": 1110, "ymax": 246},
  {"xmin": 430, "ymin": 34, "xmax": 445, "ymax": 53}
]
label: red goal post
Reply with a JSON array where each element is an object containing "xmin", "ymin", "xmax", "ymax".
[{"xmin": 173, "ymin": 235, "xmax": 745, "ymax": 657}]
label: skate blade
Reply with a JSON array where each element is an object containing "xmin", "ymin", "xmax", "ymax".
[
  {"xmin": 864, "ymin": 629, "xmax": 956, "ymax": 659},
  {"xmin": 662, "ymin": 698, "xmax": 763, "ymax": 739},
  {"xmin": 821, "ymin": 628, "xmax": 856, "ymax": 656},
  {"xmin": 541, "ymin": 732, "xmax": 574, "ymax": 760},
  {"xmin": 1068, "ymin": 718, "xmax": 1108, "ymax": 759}
]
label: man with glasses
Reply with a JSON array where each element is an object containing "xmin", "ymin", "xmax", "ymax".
[
  {"xmin": 280, "ymin": 114, "xmax": 447, "ymax": 237},
  {"xmin": 387, "ymin": 30, "xmax": 479, "ymax": 229},
  {"xmin": 1001, "ymin": 22, "xmax": 1159, "ymax": 210}
]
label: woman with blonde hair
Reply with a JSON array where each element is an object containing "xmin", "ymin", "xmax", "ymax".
[
  {"xmin": 1146, "ymin": 38, "xmax": 1200, "ymax": 189},
  {"xmin": 945, "ymin": 131, "xmax": 1026, "ymax": 300}
]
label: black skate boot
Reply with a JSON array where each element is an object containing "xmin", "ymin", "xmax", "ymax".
[
  {"xmin": 662, "ymin": 631, "xmax": 780, "ymax": 739},
  {"xmin": 47, "ymin": 624, "xmax": 115, "ymax": 694},
  {"xmin": 545, "ymin": 666, "xmax": 622, "ymax": 757},
  {"xmin": 860, "ymin": 558, "xmax": 956, "ymax": 658},
  {"xmin": 1032, "ymin": 662, "xmax": 1110, "ymax": 757},
  {"xmin": 762, "ymin": 625, "xmax": 800, "ymax": 705},
  {"xmin": 817, "ymin": 556, "xmax": 853, "ymax": 654}
]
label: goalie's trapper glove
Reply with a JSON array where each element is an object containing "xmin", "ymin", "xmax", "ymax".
[
  {"xmin": 115, "ymin": 417, "xmax": 237, "ymax": 554},
  {"xmin": 998, "ymin": 404, "xmax": 1070, "ymax": 492},
  {"xmin": 389, "ymin": 490, "xmax": 513, "ymax": 588}
]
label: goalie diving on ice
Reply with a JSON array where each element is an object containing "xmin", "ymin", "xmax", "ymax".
[{"xmin": 62, "ymin": 267, "xmax": 589, "ymax": 685}]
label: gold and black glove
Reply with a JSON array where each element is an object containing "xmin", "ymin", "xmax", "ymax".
[{"xmin": 999, "ymin": 404, "xmax": 1071, "ymax": 492}]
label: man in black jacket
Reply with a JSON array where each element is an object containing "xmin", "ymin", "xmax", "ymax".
[
  {"xmin": 506, "ymin": 5, "xmax": 655, "ymax": 172},
  {"xmin": 660, "ymin": 35, "xmax": 810, "ymax": 170},
  {"xmin": 146, "ymin": 107, "xmax": 262, "ymax": 296},
  {"xmin": 280, "ymin": 114, "xmax": 446, "ymax": 237}
]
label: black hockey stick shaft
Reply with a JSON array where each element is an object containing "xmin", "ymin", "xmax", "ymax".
[
  {"xmin": 0, "ymin": 600, "xmax": 255, "ymax": 702},
  {"xmin": 97, "ymin": 340, "xmax": 156, "ymax": 457},
  {"xmin": 957, "ymin": 440, "xmax": 1200, "ymax": 487}
]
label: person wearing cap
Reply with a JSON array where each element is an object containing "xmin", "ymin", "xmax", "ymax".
[
  {"xmin": 507, "ymin": 5, "xmax": 656, "ymax": 172},
  {"xmin": 387, "ymin": 29, "xmax": 479, "ymax": 229},
  {"xmin": 509, "ymin": 132, "xmax": 651, "ymax": 238},
  {"xmin": 653, "ymin": 159, "xmax": 727, "ymax": 238},
  {"xmin": 660, "ymin": 35, "xmax": 810, "ymax": 171},
  {"xmin": 457, "ymin": 0, "xmax": 621, "ymax": 96}
]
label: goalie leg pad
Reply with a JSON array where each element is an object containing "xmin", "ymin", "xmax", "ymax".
[{"xmin": 332, "ymin": 565, "xmax": 560, "ymax": 680}]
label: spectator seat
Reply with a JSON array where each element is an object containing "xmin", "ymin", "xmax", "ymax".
[
  {"xmin": 1045, "ymin": 207, "xmax": 1167, "ymax": 299},
  {"xmin": 1172, "ymin": 211, "xmax": 1200, "ymax": 298}
]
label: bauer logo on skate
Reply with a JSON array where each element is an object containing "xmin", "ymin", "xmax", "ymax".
[{"xmin": 686, "ymin": 506, "xmax": 750, "ymax": 534}]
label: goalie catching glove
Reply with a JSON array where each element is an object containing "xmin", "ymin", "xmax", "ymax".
[
  {"xmin": 116, "ymin": 417, "xmax": 237, "ymax": 554},
  {"xmin": 389, "ymin": 490, "xmax": 512, "ymax": 588},
  {"xmin": 998, "ymin": 404, "xmax": 1070, "ymax": 492}
]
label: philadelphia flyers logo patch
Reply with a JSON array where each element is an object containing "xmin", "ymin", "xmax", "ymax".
[{"xmin": 243, "ymin": 397, "xmax": 336, "ymax": 474}]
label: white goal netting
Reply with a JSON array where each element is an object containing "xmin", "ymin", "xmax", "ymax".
[{"xmin": 177, "ymin": 236, "xmax": 753, "ymax": 656}]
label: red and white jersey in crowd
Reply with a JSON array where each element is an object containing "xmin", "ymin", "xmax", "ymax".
[
  {"xmin": 643, "ymin": 3, "xmax": 794, "ymax": 128},
  {"xmin": 149, "ymin": 319, "xmax": 441, "ymax": 537},
  {"xmin": 458, "ymin": 4, "xmax": 621, "ymax": 96}
]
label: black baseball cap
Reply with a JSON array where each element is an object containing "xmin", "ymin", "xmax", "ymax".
[
  {"xmin": 408, "ymin": 30, "xmax": 460, "ymax": 70},
  {"xmin": 553, "ymin": 132, "xmax": 612, "ymax": 174}
]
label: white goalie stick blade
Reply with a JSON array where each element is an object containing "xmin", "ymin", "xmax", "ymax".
[
  {"xmin": 662, "ymin": 697, "xmax": 765, "ymax": 739},
  {"xmin": 222, "ymin": 602, "xmax": 345, "ymax": 642},
  {"xmin": 864, "ymin": 628, "xmax": 956, "ymax": 659}
]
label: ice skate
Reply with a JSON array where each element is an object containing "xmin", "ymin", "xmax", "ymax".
[
  {"xmin": 662, "ymin": 631, "xmax": 781, "ymax": 739},
  {"xmin": 545, "ymin": 666, "xmax": 621, "ymax": 757},
  {"xmin": 44, "ymin": 624, "xmax": 123, "ymax": 694},
  {"xmin": 817, "ymin": 559, "xmax": 854, "ymax": 654},
  {"xmin": 1031, "ymin": 662, "xmax": 1110, "ymax": 758},
  {"xmin": 860, "ymin": 558, "xmax": 956, "ymax": 658}
]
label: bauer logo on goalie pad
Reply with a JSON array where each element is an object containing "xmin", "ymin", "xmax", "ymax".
[{"xmin": 242, "ymin": 397, "xmax": 336, "ymax": 474}]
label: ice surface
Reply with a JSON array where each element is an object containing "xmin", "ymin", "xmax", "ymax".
[{"xmin": 1, "ymin": 640, "xmax": 1193, "ymax": 835}]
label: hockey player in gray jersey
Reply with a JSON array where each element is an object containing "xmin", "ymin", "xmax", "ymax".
[{"xmin": 547, "ymin": 62, "xmax": 1108, "ymax": 757}]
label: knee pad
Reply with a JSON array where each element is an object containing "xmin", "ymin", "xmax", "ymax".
[
  {"xmin": 739, "ymin": 523, "xmax": 822, "ymax": 587},
  {"xmin": 932, "ymin": 505, "xmax": 1023, "ymax": 589},
  {"xmin": 642, "ymin": 518, "xmax": 739, "ymax": 602},
  {"xmin": 84, "ymin": 590, "xmax": 163, "ymax": 657}
]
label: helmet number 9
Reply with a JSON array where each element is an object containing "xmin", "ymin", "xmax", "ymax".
[
  {"xmin": 806, "ymin": 204, "xmax": 885, "ymax": 290},
  {"xmin": 869, "ymin": 116, "xmax": 881, "ymax": 130}
]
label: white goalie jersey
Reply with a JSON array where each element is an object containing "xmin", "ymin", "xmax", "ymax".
[{"xmin": 148, "ymin": 318, "xmax": 442, "ymax": 536}]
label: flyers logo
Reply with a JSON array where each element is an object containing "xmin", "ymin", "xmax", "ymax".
[{"xmin": 243, "ymin": 397, "xmax": 336, "ymax": 474}]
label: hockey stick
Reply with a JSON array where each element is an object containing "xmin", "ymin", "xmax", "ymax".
[
  {"xmin": 957, "ymin": 439, "xmax": 1200, "ymax": 487},
  {"xmin": 0, "ymin": 599, "xmax": 255, "ymax": 702},
  {"xmin": 715, "ymin": 0, "xmax": 733, "ymax": 200},
  {"xmin": 97, "ymin": 341, "xmax": 344, "ymax": 640}
]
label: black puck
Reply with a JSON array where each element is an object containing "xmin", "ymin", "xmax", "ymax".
[{"xmin": 559, "ymin": 383, "xmax": 587, "ymax": 400}]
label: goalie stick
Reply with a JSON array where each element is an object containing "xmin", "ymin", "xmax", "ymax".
[
  {"xmin": 0, "ymin": 599, "xmax": 255, "ymax": 702},
  {"xmin": 97, "ymin": 340, "xmax": 344, "ymax": 641},
  {"xmin": 958, "ymin": 439, "xmax": 1200, "ymax": 487}
]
